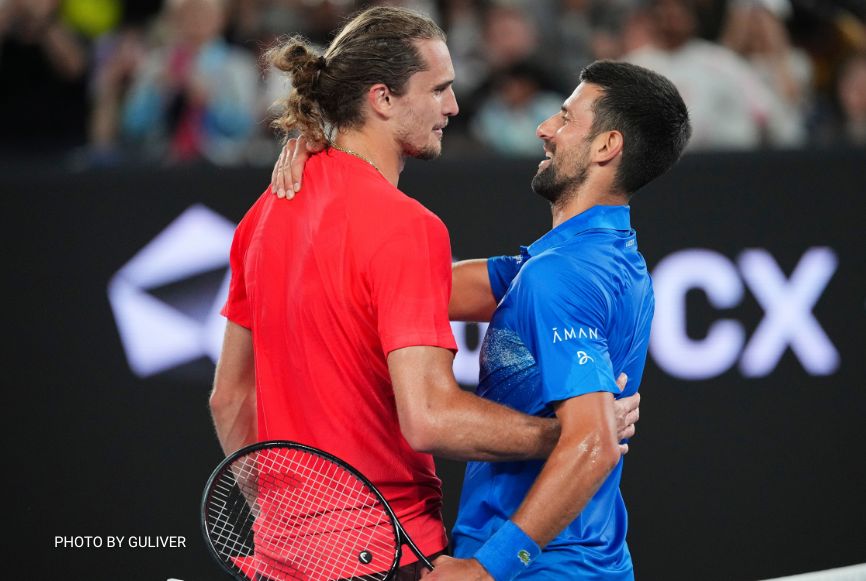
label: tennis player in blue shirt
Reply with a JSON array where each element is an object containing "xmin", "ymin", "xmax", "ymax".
[{"xmin": 429, "ymin": 61, "xmax": 692, "ymax": 580}]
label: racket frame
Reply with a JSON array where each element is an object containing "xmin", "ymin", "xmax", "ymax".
[{"xmin": 201, "ymin": 440, "xmax": 434, "ymax": 581}]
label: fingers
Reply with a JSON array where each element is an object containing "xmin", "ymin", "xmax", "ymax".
[
  {"xmin": 615, "ymin": 391, "xmax": 640, "ymax": 441},
  {"xmin": 618, "ymin": 423, "xmax": 636, "ymax": 441},
  {"xmin": 619, "ymin": 443, "xmax": 629, "ymax": 455},
  {"xmin": 290, "ymin": 135, "xmax": 311, "ymax": 194},
  {"xmin": 270, "ymin": 142, "xmax": 283, "ymax": 195},
  {"xmin": 272, "ymin": 138, "xmax": 295, "ymax": 199},
  {"xmin": 625, "ymin": 404, "xmax": 640, "ymax": 427},
  {"xmin": 616, "ymin": 372, "xmax": 628, "ymax": 392}
]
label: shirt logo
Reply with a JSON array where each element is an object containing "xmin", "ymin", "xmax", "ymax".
[
  {"xmin": 517, "ymin": 549, "xmax": 531, "ymax": 566},
  {"xmin": 576, "ymin": 351, "xmax": 593, "ymax": 365},
  {"xmin": 552, "ymin": 326, "xmax": 598, "ymax": 343}
]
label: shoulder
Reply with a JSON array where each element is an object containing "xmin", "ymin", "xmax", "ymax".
[
  {"xmin": 517, "ymin": 239, "xmax": 640, "ymax": 306},
  {"xmin": 354, "ymin": 179, "xmax": 449, "ymax": 239},
  {"xmin": 235, "ymin": 186, "xmax": 272, "ymax": 231},
  {"xmin": 516, "ymin": 251, "xmax": 599, "ymax": 300}
]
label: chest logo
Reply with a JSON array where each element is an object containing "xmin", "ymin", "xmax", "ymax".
[{"xmin": 552, "ymin": 326, "xmax": 598, "ymax": 343}]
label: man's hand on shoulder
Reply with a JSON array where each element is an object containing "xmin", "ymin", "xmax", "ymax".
[
  {"xmin": 271, "ymin": 135, "xmax": 322, "ymax": 199},
  {"xmin": 421, "ymin": 556, "xmax": 493, "ymax": 581}
]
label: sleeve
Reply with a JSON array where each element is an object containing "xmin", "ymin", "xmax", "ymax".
[
  {"xmin": 515, "ymin": 258, "xmax": 619, "ymax": 406},
  {"xmin": 368, "ymin": 210, "xmax": 458, "ymax": 355},
  {"xmin": 487, "ymin": 252, "xmax": 524, "ymax": 303},
  {"xmin": 220, "ymin": 196, "xmax": 264, "ymax": 329}
]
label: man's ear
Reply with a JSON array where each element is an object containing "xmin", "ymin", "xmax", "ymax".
[
  {"xmin": 593, "ymin": 130, "xmax": 624, "ymax": 164},
  {"xmin": 367, "ymin": 83, "xmax": 395, "ymax": 120}
]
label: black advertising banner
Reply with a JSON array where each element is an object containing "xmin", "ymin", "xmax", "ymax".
[{"xmin": 4, "ymin": 148, "xmax": 864, "ymax": 580}]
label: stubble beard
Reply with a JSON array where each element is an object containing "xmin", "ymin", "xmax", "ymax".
[
  {"xmin": 531, "ymin": 153, "xmax": 588, "ymax": 205},
  {"xmin": 396, "ymin": 107, "xmax": 443, "ymax": 161}
]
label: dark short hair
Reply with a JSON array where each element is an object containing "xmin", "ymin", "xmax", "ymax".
[
  {"xmin": 580, "ymin": 60, "xmax": 691, "ymax": 195},
  {"xmin": 267, "ymin": 7, "xmax": 446, "ymax": 145}
]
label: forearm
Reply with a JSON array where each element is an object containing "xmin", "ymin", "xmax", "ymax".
[
  {"xmin": 210, "ymin": 321, "xmax": 257, "ymax": 455},
  {"xmin": 210, "ymin": 385, "xmax": 257, "ymax": 456},
  {"xmin": 511, "ymin": 394, "xmax": 620, "ymax": 547},
  {"xmin": 389, "ymin": 346, "xmax": 558, "ymax": 461},
  {"xmin": 42, "ymin": 22, "xmax": 86, "ymax": 79},
  {"xmin": 511, "ymin": 430, "xmax": 618, "ymax": 546},
  {"xmin": 416, "ymin": 388, "xmax": 559, "ymax": 462}
]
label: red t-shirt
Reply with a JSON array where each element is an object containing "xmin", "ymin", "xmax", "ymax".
[{"xmin": 222, "ymin": 148, "xmax": 457, "ymax": 567}]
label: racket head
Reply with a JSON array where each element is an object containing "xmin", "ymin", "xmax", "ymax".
[{"xmin": 201, "ymin": 441, "xmax": 403, "ymax": 581}]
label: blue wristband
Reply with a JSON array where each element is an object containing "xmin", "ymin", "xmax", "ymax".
[{"xmin": 473, "ymin": 520, "xmax": 541, "ymax": 581}]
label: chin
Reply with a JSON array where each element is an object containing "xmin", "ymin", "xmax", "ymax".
[{"xmin": 413, "ymin": 144, "xmax": 442, "ymax": 161}]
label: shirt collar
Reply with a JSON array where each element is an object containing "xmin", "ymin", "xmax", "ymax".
[{"xmin": 523, "ymin": 205, "xmax": 632, "ymax": 258}]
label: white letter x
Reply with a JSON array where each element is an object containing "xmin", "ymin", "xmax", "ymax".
[{"xmin": 738, "ymin": 247, "xmax": 839, "ymax": 377}]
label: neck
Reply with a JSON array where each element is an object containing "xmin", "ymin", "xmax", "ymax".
[
  {"xmin": 550, "ymin": 177, "xmax": 628, "ymax": 228},
  {"xmin": 333, "ymin": 129, "xmax": 403, "ymax": 187}
]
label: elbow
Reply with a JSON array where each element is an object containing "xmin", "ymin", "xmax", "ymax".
[
  {"xmin": 597, "ymin": 436, "xmax": 622, "ymax": 474},
  {"xmin": 208, "ymin": 389, "xmax": 227, "ymax": 416},
  {"xmin": 397, "ymin": 405, "xmax": 445, "ymax": 454},
  {"xmin": 400, "ymin": 416, "xmax": 440, "ymax": 454},
  {"xmin": 592, "ymin": 430, "xmax": 622, "ymax": 475},
  {"xmin": 208, "ymin": 385, "xmax": 241, "ymax": 418},
  {"xmin": 565, "ymin": 429, "xmax": 621, "ymax": 477}
]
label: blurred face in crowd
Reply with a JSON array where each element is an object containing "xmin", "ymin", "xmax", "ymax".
[
  {"xmin": 484, "ymin": 6, "xmax": 538, "ymax": 67},
  {"xmin": 392, "ymin": 39, "xmax": 459, "ymax": 160},
  {"xmin": 9, "ymin": 0, "xmax": 60, "ymax": 22},
  {"xmin": 532, "ymin": 82, "xmax": 601, "ymax": 203},
  {"xmin": 839, "ymin": 56, "xmax": 866, "ymax": 122},
  {"xmin": 170, "ymin": 0, "xmax": 225, "ymax": 47},
  {"xmin": 650, "ymin": 0, "xmax": 696, "ymax": 50}
]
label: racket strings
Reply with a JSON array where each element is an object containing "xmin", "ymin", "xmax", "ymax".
[
  {"xmin": 205, "ymin": 447, "xmax": 399, "ymax": 581},
  {"xmin": 211, "ymin": 452, "xmax": 392, "ymax": 581}
]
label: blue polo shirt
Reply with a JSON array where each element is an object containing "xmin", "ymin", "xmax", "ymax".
[{"xmin": 451, "ymin": 205, "xmax": 653, "ymax": 580}]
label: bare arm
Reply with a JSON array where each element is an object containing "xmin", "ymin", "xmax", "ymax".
[
  {"xmin": 450, "ymin": 259, "xmax": 497, "ymax": 322},
  {"xmin": 209, "ymin": 321, "xmax": 257, "ymax": 455},
  {"xmin": 510, "ymin": 392, "xmax": 620, "ymax": 545},
  {"xmin": 388, "ymin": 346, "xmax": 559, "ymax": 461}
]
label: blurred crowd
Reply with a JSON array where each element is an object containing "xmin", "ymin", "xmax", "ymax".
[{"xmin": 1, "ymin": 0, "xmax": 865, "ymax": 167}]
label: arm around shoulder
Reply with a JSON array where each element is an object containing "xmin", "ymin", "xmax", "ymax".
[
  {"xmin": 387, "ymin": 345, "xmax": 559, "ymax": 462},
  {"xmin": 450, "ymin": 259, "xmax": 497, "ymax": 322}
]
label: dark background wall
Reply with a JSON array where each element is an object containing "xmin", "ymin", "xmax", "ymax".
[{"xmin": 4, "ymin": 148, "xmax": 865, "ymax": 580}]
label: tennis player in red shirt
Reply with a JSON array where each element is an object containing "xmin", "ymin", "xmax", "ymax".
[{"xmin": 210, "ymin": 7, "xmax": 638, "ymax": 580}]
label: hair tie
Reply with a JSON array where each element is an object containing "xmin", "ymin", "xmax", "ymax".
[{"xmin": 316, "ymin": 56, "xmax": 327, "ymax": 70}]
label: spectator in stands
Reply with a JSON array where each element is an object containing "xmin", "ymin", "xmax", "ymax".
[
  {"xmin": 471, "ymin": 61, "xmax": 565, "ymax": 156},
  {"xmin": 459, "ymin": 4, "xmax": 563, "ymax": 141},
  {"xmin": 119, "ymin": 0, "xmax": 258, "ymax": 165},
  {"xmin": 625, "ymin": 0, "xmax": 805, "ymax": 149},
  {"xmin": 722, "ymin": 0, "xmax": 813, "ymax": 140},
  {"xmin": 815, "ymin": 50, "xmax": 866, "ymax": 146},
  {"xmin": 483, "ymin": 4, "xmax": 542, "ymax": 74},
  {"xmin": 87, "ymin": 23, "xmax": 147, "ymax": 165},
  {"xmin": 0, "ymin": 0, "xmax": 88, "ymax": 155},
  {"xmin": 557, "ymin": 0, "xmax": 595, "ymax": 72},
  {"xmin": 835, "ymin": 51, "xmax": 866, "ymax": 145},
  {"xmin": 439, "ymin": 0, "xmax": 485, "ymax": 95}
]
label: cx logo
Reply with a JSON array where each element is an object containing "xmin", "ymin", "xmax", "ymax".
[{"xmin": 650, "ymin": 247, "xmax": 839, "ymax": 380}]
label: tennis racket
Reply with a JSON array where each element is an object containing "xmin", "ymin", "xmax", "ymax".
[{"xmin": 201, "ymin": 440, "xmax": 435, "ymax": 581}]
